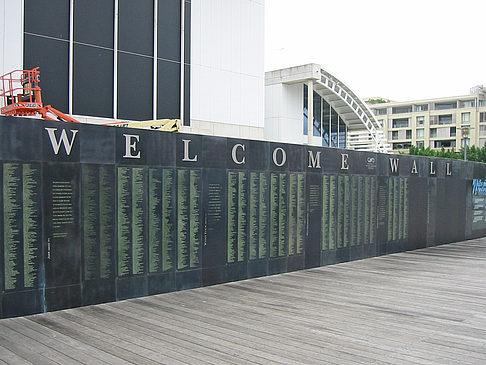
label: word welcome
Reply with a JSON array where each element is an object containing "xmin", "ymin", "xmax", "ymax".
[{"xmin": 44, "ymin": 128, "xmax": 453, "ymax": 176}]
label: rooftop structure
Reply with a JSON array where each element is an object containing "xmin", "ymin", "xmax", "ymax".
[{"xmin": 265, "ymin": 64, "xmax": 388, "ymax": 152}]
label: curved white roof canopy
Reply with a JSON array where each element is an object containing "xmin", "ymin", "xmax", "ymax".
[{"xmin": 265, "ymin": 64, "xmax": 389, "ymax": 153}]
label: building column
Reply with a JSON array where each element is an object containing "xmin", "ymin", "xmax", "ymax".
[{"xmin": 307, "ymin": 80, "xmax": 313, "ymax": 145}]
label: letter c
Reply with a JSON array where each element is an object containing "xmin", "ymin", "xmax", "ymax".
[{"xmin": 231, "ymin": 144, "xmax": 246, "ymax": 165}]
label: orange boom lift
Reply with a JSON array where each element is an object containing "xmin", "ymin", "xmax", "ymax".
[{"xmin": 0, "ymin": 67, "xmax": 80, "ymax": 122}]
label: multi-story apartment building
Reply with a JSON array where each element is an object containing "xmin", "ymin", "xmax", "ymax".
[{"xmin": 369, "ymin": 87, "xmax": 486, "ymax": 153}]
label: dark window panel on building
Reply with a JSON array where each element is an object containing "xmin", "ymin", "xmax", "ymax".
[
  {"xmin": 184, "ymin": 64, "xmax": 190, "ymax": 126},
  {"xmin": 157, "ymin": 0, "xmax": 181, "ymax": 62},
  {"xmin": 24, "ymin": 34, "xmax": 69, "ymax": 112},
  {"xmin": 322, "ymin": 100, "xmax": 330, "ymax": 147},
  {"xmin": 74, "ymin": 0, "xmax": 114, "ymax": 48},
  {"xmin": 392, "ymin": 106, "xmax": 412, "ymax": 114},
  {"xmin": 184, "ymin": 0, "xmax": 191, "ymax": 65},
  {"xmin": 25, "ymin": 0, "xmax": 70, "ymax": 40},
  {"xmin": 118, "ymin": 0, "xmax": 154, "ymax": 56},
  {"xmin": 313, "ymin": 91, "xmax": 321, "ymax": 136},
  {"xmin": 73, "ymin": 44, "xmax": 114, "ymax": 118},
  {"xmin": 118, "ymin": 53, "xmax": 153, "ymax": 121},
  {"xmin": 303, "ymin": 84, "xmax": 308, "ymax": 135},
  {"xmin": 157, "ymin": 60, "xmax": 180, "ymax": 120},
  {"xmin": 392, "ymin": 118, "xmax": 409, "ymax": 128},
  {"xmin": 435, "ymin": 102, "xmax": 457, "ymax": 110},
  {"xmin": 330, "ymin": 109, "xmax": 339, "ymax": 147},
  {"xmin": 339, "ymin": 117, "xmax": 346, "ymax": 148},
  {"xmin": 393, "ymin": 142, "xmax": 411, "ymax": 150}
]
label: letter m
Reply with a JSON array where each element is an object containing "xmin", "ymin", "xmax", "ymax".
[
  {"xmin": 308, "ymin": 150, "xmax": 321, "ymax": 169},
  {"xmin": 45, "ymin": 128, "xmax": 78, "ymax": 155},
  {"xmin": 389, "ymin": 158, "xmax": 399, "ymax": 173}
]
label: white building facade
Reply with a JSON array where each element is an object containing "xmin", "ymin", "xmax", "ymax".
[
  {"xmin": 265, "ymin": 64, "xmax": 387, "ymax": 152},
  {"xmin": 0, "ymin": 0, "xmax": 264, "ymax": 138},
  {"xmin": 369, "ymin": 88, "xmax": 486, "ymax": 152}
]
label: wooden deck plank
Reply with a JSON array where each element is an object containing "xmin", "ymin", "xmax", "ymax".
[
  {"xmin": 0, "ymin": 238, "xmax": 485, "ymax": 364},
  {"xmin": 0, "ymin": 345, "xmax": 32, "ymax": 365},
  {"xmin": 66, "ymin": 306, "xmax": 257, "ymax": 365},
  {"xmin": 0, "ymin": 318, "xmax": 110, "ymax": 365}
]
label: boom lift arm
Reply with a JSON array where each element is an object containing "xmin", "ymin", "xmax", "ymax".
[{"xmin": 1, "ymin": 68, "xmax": 179, "ymax": 131}]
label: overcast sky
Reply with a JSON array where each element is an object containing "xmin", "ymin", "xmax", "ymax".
[{"xmin": 264, "ymin": 0, "xmax": 486, "ymax": 102}]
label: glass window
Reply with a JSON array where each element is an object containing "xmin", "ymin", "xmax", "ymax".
[
  {"xmin": 450, "ymin": 127, "xmax": 456, "ymax": 137},
  {"xmin": 406, "ymin": 130, "xmax": 412, "ymax": 139},
  {"xmin": 374, "ymin": 108, "xmax": 387, "ymax": 115},
  {"xmin": 462, "ymin": 112, "xmax": 470, "ymax": 123},
  {"xmin": 330, "ymin": 109, "xmax": 339, "ymax": 147},
  {"xmin": 462, "ymin": 100, "xmax": 475, "ymax": 108},
  {"xmin": 322, "ymin": 100, "xmax": 330, "ymax": 147},
  {"xmin": 339, "ymin": 117, "xmax": 346, "ymax": 148},
  {"xmin": 303, "ymin": 84, "xmax": 308, "ymax": 135},
  {"xmin": 392, "ymin": 142, "xmax": 411, "ymax": 150},
  {"xmin": 391, "ymin": 131, "xmax": 398, "ymax": 140},
  {"xmin": 415, "ymin": 104, "xmax": 428, "ymax": 111},
  {"xmin": 435, "ymin": 102, "xmax": 457, "ymax": 110},
  {"xmin": 392, "ymin": 118, "xmax": 409, "ymax": 128},
  {"xmin": 392, "ymin": 106, "xmax": 412, "ymax": 114},
  {"xmin": 434, "ymin": 140, "xmax": 456, "ymax": 148},
  {"xmin": 438, "ymin": 114, "xmax": 453, "ymax": 125},
  {"xmin": 430, "ymin": 128, "xmax": 437, "ymax": 138},
  {"xmin": 481, "ymin": 112, "xmax": 486, "ymax": 123},
  {"xmin": 416, "ymin": 116, "xmax": 424, "ymax": 126},
  {"xmin": 417, "ymin": 141, "xmax": 424, "ymax": 148},
  {"xmin": 313, "ymin": 91, "xmax": 321, "ymax": 136},
  {"xmin": 417, "ymin": 129, "xmax": 424, "ymax": 138}
]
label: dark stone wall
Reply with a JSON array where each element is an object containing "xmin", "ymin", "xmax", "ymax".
[{"xmin": 0, "ymin": 115, "xmax": 483, "ymax": 318}]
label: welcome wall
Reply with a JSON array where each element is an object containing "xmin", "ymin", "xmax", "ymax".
[{"xmin": 0, "ymin": 116, "xmax": 483, "ymax": 318}]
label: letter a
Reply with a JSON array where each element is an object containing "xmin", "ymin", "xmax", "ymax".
[
  {"xmin": 411, "ymin": 160, "xmax": 418, "ymax": 174},
  {"xmin": 45, "ymin": 128, "xmax": 78, "ymax": 155}
]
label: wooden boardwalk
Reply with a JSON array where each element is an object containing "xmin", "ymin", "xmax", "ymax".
[{"xmin": 1, "ymin": 238, "xmax": 486, "ymax": 364}]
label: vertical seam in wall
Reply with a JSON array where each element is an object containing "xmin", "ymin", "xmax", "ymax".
[
  {"xmin": 21, "ymin": 0, "xmax": 24, "ymax": 69},
  {"xmin": 180, "ymin": 0, "xmax": 185, "ymax": 124},
  {"xmin": 153, "ymin": 0, "xmax": 158, "ymax": 120},
  {"xmin": 69, "ymin": 0, "xmax": 74, "ymax": 114},
  {"xmin": 113, "ymin": 0, "xmax": 119, "ymax": 120},
  {"xmin": 3, "ymin": 0, "xmax": 7, "ymax": 74}
]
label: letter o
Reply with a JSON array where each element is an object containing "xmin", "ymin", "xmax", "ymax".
[{"xmin": 272, "ymin": 147, "xmax": 287, "ymax": 167}]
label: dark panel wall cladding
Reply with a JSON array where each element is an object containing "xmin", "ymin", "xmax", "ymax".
[
  {"xmin": 1, "ymin": 115, "xmax": 484, "ymax": 318},
  {"xmin": 184, "ymin": 64, "xmax": 191, "ymax": 125},
  {"xmin": 74, "ymin": 0, "xmax": 114, "ymax": 48},
  {"xmin": 157, "ymin": 60, "xmax": 180, "ymax": 120},
  {"xmin": 118, "ymin": 0, "xmax": 154, "ymax": 56},
  {"xmin": 158, "ymin": 0, "xmax": 181, "ymax": 62},
  {"xmin": 184, "ymin": 0, "xmax": 191, "ymax": 65},
  {"xmin": 23, "ymin": 0, "xmax": 189, "ymax": 124},
  {"xmin": 74, "ymin": 44, "xmax": 114, "ymax": 118},
  {"xmin": 24, "ymin": 35, "xmax": 69, "ymax": 113},
  {"xmin": 117, "ymin": 53, "xmax": 153, "ymax": 121},
  {"xmin": 24, "ymin": 0, "xmax": 70, "ymax": 40}
]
